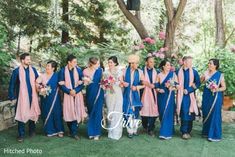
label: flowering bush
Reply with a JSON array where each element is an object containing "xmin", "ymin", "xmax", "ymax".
[
  {"xmin": 133, "ymin": 32, "xmax": 167, "ymax": 68},
  {"xmin": 133, "ymin": 32, "xmax": 182, "ymax": 71}
]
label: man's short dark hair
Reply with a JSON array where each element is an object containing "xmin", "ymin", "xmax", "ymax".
[
  {"xmin": 67, "ymin": 54, "xmax": 76, "ymax": 63},
  {"xmin": 20, "ymin": 53, "xmax": 30, "ymax": 60},
  {"xmin": 182, "ymin": 56, "xmax": 193, "ymax": 61}
]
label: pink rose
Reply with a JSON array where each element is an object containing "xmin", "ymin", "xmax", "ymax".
[{"xmin": 159, "ymin": 32, "xmax": 166, "ymax": 40}]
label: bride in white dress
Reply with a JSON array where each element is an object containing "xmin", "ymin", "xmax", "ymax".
[{"xmin": 104, "ymin": 56, "xmax": 123, "ymax": 140}]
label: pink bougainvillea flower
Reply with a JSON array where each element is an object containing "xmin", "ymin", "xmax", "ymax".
[
  {"xmin": 164, "ymin": 47, "xmax": 169, "ymax": 51},
  {"xmin": 154, "ymin": 52, "xmax": 160, "ymax": 57},
  {"xmin": 144, "ymin": 37, "xmax": 152, "ymax": 43},
  {"xmin": 152, "ymin": 52, "xmax": 157, "ymax": 56},
  {"xmin": 159, "ymin": 53, "xmax": 165, "ymax": 59},
  {"xmin": 159, "ymin": 32, "xmax": 166, "ymax": 40},
  {"xmin": 139, "ymin": 44, "xmax": 145, "ymax": 49},
  {"xmin": 231, "ymin": 45, "xmax": 235, "ymax": 52},
  {"xmin": 160, "ymin": 47, "xmax": 165, "ymax": 52},
  {"xmin": 149, "ymin": 39, "xmax": 155, "ymax": 44}
]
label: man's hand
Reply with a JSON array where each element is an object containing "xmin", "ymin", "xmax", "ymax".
[
  {"xmin": 183, "ymin": 89, "xmax": 188, "ymax": 95},
  {"xmin": 70, "ymin": 89, "xmax": 76, "ymax": 96},
  {"xmin": 78, "ymin": 80, "xmax": 83, "ymax": 85}
]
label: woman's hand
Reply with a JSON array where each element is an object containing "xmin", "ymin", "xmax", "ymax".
[
  {"xmin": 157, "ymin": 88, "xmax": 165, "ymax": 93},
  {"xmin": 131, "ymin": 86, "xmax": 137, "ymax": 91}
]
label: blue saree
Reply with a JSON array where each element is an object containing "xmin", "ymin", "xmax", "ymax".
[
  {"xmin": 40, "ymin": 72, "xmax": 64, "ymax": 136},
  {"xmin": 202, "ymin": 71, "xmax": 223, "ymax": 141},
  {"xmin": 86, "ymin": 67, "xmax": 104, "ymax": 137},
  {"xmin": 156, "ymin": 71, "xmax": 175, "ymax": 139}
]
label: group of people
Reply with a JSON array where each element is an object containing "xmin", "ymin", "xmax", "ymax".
[{"xmin": 8, "ymin": 52, "xmax": 226, "ymax": 143}]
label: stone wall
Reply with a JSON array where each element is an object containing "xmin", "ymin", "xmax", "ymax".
[{"xmin": 0, "ymin": 100, "xmax": 16, "ymax": 131}]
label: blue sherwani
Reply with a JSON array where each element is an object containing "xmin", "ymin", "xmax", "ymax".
[
  {"xmin": 176, "ymin": 68, "xmax": 200, "ymax": 134},
  {"xmin": 141, "ymin": 67, "xmax": 157, "ymax": 133},
  {"xmin": 59, "ymin": 66, "xmax": 84, "ymax": 137},
  {"xmin": 8, "ymin": 66, "xmax": 38, "ymax": 137}
]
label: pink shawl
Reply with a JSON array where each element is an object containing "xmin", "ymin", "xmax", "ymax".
[
  {"xmin": 15, "ymin": 65, "xmax": 40, "ymax": 123},
  {"xmin": 177, "ymin": 67, "xmax": 198, "ymax": 115},
  {"xmin": 140, "ymin": 67, "xmax": 159, "ymax": 117},
  {"xmin": 62, "ymin": 66, "xmax": 87, "ymax": 123}
]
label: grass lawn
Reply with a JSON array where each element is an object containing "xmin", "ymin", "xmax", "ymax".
[{"xmin": 0, "ymin": 121, "xmax": 234, "ymax": 157}]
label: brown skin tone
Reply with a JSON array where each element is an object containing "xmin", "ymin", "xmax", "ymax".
[
  {"xmin": 21, "ymin": 56, "xmax": 31, "ymax": 67},
  {"xmin": 156, "ymin": 61, "xmax": 171, "ymax": 93},
  {"xmin": 67, "ymin": 58, "xmax": 80, "ymax": 97},
  {"xmin": 46, "ymin": 63, "xmax": 55, "ymax": 75},
  {"xmin": 121, "ymin": 62, "xmax": 139, "ymax": 89},
  {"xmin": 201, "ymin": 60, "xmax": 226, "ymax": 92},
  {"xmin": 156, "ymin": 61, "xmax": 179, "ymax": 93},
  {"xmin": 130, "ymin": 62, "xmax": 138, "ymax": 91},
  {"xmin": 108, "ymin": 59, "xmax": 115, "ymax": 70},
  {"xmin": 83, "ymin": 60, "xmax": 100, "ymax": 86},
  {"xmin": 182, "ymin": 58, "xmax": 193, "ymax": 95},
  {"xmin": 11, "ymin": 56, "xmax": 32, "ymax": 104},
  {"xmin": 142, "ymin": 58, "xmax": 155, "ymax": 89}
]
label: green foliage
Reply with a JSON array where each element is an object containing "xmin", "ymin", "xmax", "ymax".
[
  {"xmin": 46, "ymin": 40, "xmax": 132, "ymax": 68},
  {"xmin": 0, "ymin": 25, "xmax": 13, "ymax": 88},
  {"xmin": 0, "ymin": 0, "xmax": 51, "ymax": 39},
  {"xmin": 194, "ymin": 48, "xmax": 235, "ymax": 98}
]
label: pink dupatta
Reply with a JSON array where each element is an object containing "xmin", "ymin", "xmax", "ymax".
[
  {"xmin": 15, "ymin": 65, "xmax": 40, "ymax": 123},
  {"xmin": 140, "ymin": 67, "xmax": 159, "ymax": 117},
  {"xmin": 62, "ymin": 66, "xmax": 87, "ymax": 123},
  {"xmin": 177, "ymin": 67, "xmax": 198, "ymax": 115}
]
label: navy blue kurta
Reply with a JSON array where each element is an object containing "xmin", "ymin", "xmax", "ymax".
[
  {"xmin": 59, "ymin": 67, "xmax": 84, "ymax": 94},
  {"xmin": 8, "ymin": 66, "xmax": 39, "ymax": 104},
  {"xmin": 176, "ymin": 68, "xmax": 200, "ymax": 121}
]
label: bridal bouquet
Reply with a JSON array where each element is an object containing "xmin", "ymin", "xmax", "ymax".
[
  {"xmin": 101, "ymin": 75, "xmax": 116, "ymax": 94},
  {"xmin": 38, "ymin": 84, "xmax": 52, "ymax": 98}
]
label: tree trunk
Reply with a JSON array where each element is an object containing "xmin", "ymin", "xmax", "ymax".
[
  {"xmin": 164, "ymin": 0, "xmax": 187, "ymax": 57},
  {"xmin": 17, "ymin": 31, "xmax": 21, "ymax": 55},
  {"xmin": 117, "ymin": 0, "xmax": 149, "ymax": 39},
  {"xmin": 215, "ymin": 0, "xmax": 225, "ymax": 48},
  {"xmin": 61, "ymin": 0, "xmax": 69, "ymax": 44},
  {"xmin": 29, "ymin": 38, "xmax": 33, "ymax": 53}
]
